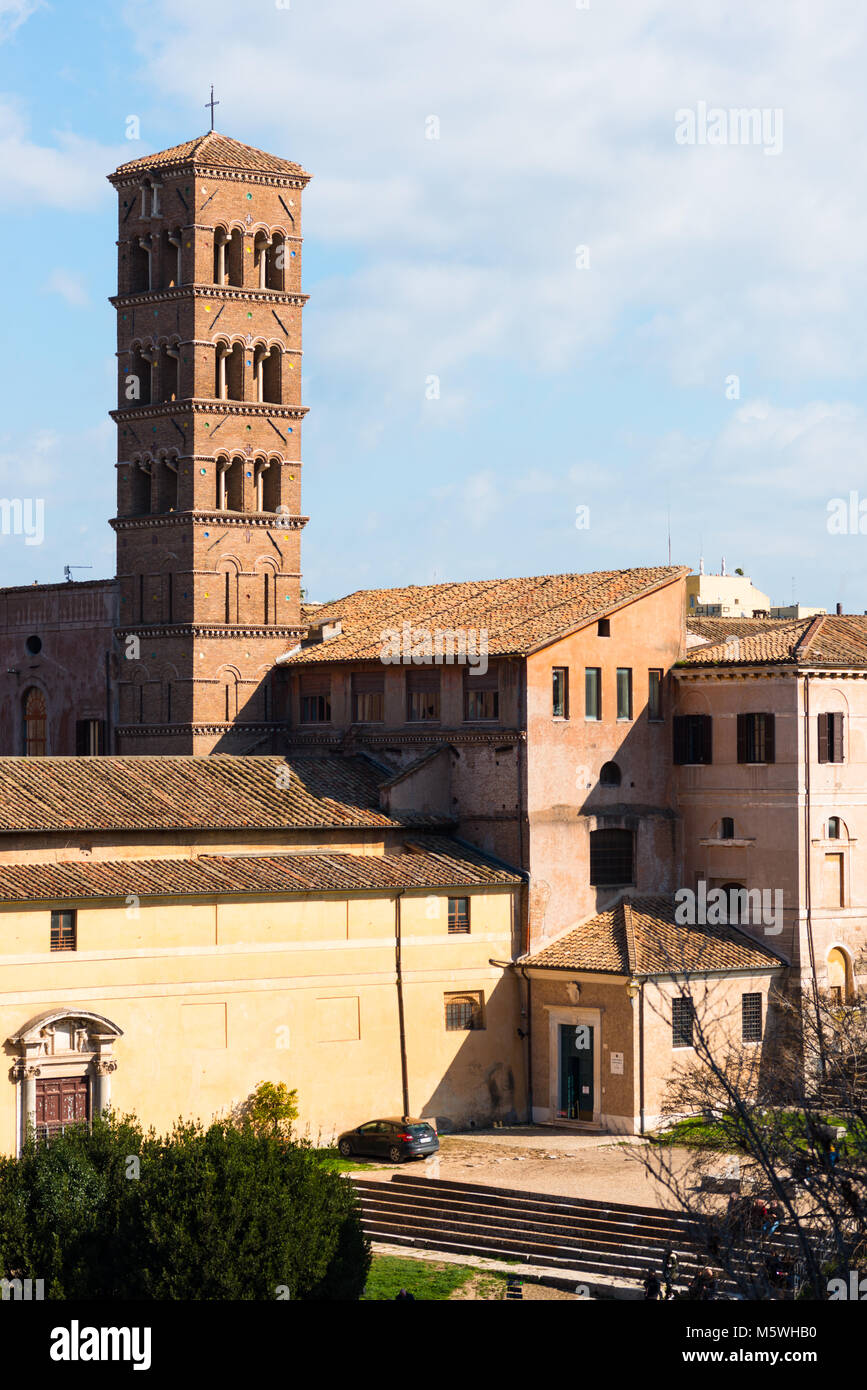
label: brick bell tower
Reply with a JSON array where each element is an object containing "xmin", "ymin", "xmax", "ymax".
[{"xmin": 107, "ymin": 130, "xmax": 311, "ymax": 754}]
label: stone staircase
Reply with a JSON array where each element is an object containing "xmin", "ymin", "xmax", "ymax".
[{"xmin": 352, "ymin": 1173, "xmax": 731, "ymax": 1288}]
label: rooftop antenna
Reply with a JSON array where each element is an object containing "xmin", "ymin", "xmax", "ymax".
[
  {"xmin": 206, "ymin": 84, "xmax": 219, "ymax": 131},
  {"xmin": 64, "ymin": 565, "xmax": 92, "ymax": 583}
]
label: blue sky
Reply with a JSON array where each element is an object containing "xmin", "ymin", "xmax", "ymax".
[{"xmin": 2, "ymin": 0, "xmax": 867, "ymax": 609}]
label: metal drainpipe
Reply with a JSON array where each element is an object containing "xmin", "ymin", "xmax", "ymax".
[
  {"xmin": 394, "ymin": 890, "xmax": 410, "ymax": 1118},
  {"xmin": 639, "ymin": 980, "xmax": 646, "ymax": 1135},
  {"xmin": 519, "ymin": 965, "xmax": 533, "ymax": 1122},
  {"xmin": 802, "ymin": 674, "xmax": 825, "ymax": 1075}
]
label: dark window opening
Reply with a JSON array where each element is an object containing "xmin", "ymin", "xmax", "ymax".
[
  {"xmin": 818, "ymin": 712, "xmax": 844, "ymax": 764},
  {"xmin": 25, "ymin": 635, "xmax": 42, "ymax": 655},
  {"xmin": 406, "ymin": 672, "xmax": 440, "ymax": 722},
  {"xmin": 672, "ymin": 997, "xmax": 694, "ymax": 1048},
  {"xmin": 600, "ymin": 761, "xmax": 621, "ymax": 787},
  {"xmin": 300, "ymin": 693, "xmax": 331, "ymax": 724},
  {"xmin": 737, "ymin": 712, "xmax": 775, "ymax": 764},
  {"xmin": 742, "ymin": 993, "xmax": 763, "ymax": 1042},
  {"xmin": 552, "ymin": 667, "xmax": 569, "ymax": 718},
  {"xmin": 720, "ymin": 816, "xmax": 734, "ymax": 840},
  {"xmin": 75, "ymin": 719, "xmax": 106, "ymax": 755},
  {"xmin": 589, "ymin": 828, "xmax": 634, "ymax": 886},
  {"xmin": 23, "ymin": 688, "xmax": 46, "ymax": 757},
  {"xmin": 673, "ymin": 714, "xmax": 712, "ymax": 764},
  {"xmin": 648, "ymin": 669, "xmax": 663, "ymax": 721},
  {"xmin": 597, "ymin": 618, "xmax": 610, "ymax": 637},
  {"xmin": 828, "ymin": 816, "xmax": 841, "ymax": 840}
]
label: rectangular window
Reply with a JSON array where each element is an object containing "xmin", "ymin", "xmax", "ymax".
[
  {"xmin": 742, "ymin": 993, "xmax": 763, "ymax": 1042},
  {"xmin": 584, "ymin": 667, "xmax": 601, "ymax": 720},
  {"xmin": 737, "ymin": 713, "xmax": 775, "ymax": 764},
  {"xmin": 447, "ymin": 897, "xmax": 470, "ymax": 934},
  {"xmin": 673, "ymin": 714, "xmax": 713, "ymax": 764},
  {"xmin": 406, "ymin": 670, "xmax": 440, "ymax": 722},
  {"xmin": 818, "ymin": 712, "xmax": 844, "ymax": 763},
  {"xmin": 823, "ymin": 853, "xmax": 844, "ymax": 909},
  {"xmin": 464, "ymin": 665, "xmax": 499, "ymax": 722},
  {"xmin": 648, "ymin": 670, "xmax": 663, "ymax": 721},
  {"xmin": 552, "ymin": 667, "xmax": 569, "ymax": 718},
  {"xmin": 444, "ymin": 991, "xmax": 485, "ymax": 1031},
  {"xmin": 299, "ymin": 674, "xmax": 331, "ymax": 724},
  {"xmin": 75, "ymin": 719, "xmax": 106, "ymax": 755},
  {"xmin": 50, "ymin": 910, "xmax": 77, "ymax": 953},
  {"xmin": 351, "ymin": 672, "xmax": 384, "ymax": 723},
  {"xmin": 616, "ymin": 668, "xmax": 633, "ymax": 720},
  {"xmin": 589, "ymin": 828, "xmax": 634, "ymax": 886},
  {"xmin": 672, "ymin": 997, "xmax": 694, "ymax": 1049}
]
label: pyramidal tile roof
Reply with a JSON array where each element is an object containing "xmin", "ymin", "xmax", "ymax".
[
  {"xmin": 282, "ymin": 567, "xmax": 689, "ymax": 665},
  {"xmin": 522, "ymin": 894, "xmax": 787, "ymax": 976},
  {"xmin": 682, "ymin": 614, "xmax": 867, "ymax": 668},
  {"xmin": 110, "ymin": 131, "xmax": 310, "ymax": 182}
]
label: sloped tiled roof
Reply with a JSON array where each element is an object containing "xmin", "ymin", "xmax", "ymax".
[
  {"xmin": 283, "ymin": 567, "xmax": 689, "ymax": 665},
  {"xmin": 110, "ymin": 132, "xmax": 309, "ymax": 181},
  {"xmin": 0, "ymin": 755, "xmax": 449, "ymax": 834},
  {"xmin": 523, "ymin": 894, "xmax": 787, "ymax": 976},
  {"xmin": 686, "ymin": 616, "xmax": 794, "ymax": 642},
  {"xmin": 681, "ymin": 614, "xmax": 867, "ymax": 668},
  {"xmin": 0, "ymin": 840, "xmax": 519, "ymax": 904}
]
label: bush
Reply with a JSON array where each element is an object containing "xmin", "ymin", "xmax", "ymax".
[{"xmin": 0, "ymin": 1112, "xmax": 369, "ymax": 1300}]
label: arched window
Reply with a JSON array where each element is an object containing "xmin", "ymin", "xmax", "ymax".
[
  {"xmin": 225, "ymin": 457, "xmax": 245, "ymax": 512},
  {"xmin": 254, "ymin": 231, "xmax": 272, "ymax": 289},
  {"xmin": 720, "ymin": 817, "xmax": 735, "ymax": 840},
  {"xmin": 23, "ymin": 688, "xmax": 47, "ymax": 757},
  {"xmin": 827, "ymin": 947, "xmax": 854, "ymax": 1006},
  {"xmin": 130, "ymin": 461, "xmax": 151, "ymax": 516},
  {"xmin": 828, "ymin": 816, "xmax": 841, "ymax": 840},
  {"xmin": 599, "ymin": 761, "xmax": 621, "ymax": 787},
  {"xmin": 226, "ymin": 229, "xmax": 244, "ymax": 287},
  {"xmin": 262, "ymin": 346, "xmax": 282, "ymax": 404}
]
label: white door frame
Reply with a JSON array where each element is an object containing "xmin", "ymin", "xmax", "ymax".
[{"xmin": 547, "ymin": 1006, "xmax": 602, "ymax": 1126}]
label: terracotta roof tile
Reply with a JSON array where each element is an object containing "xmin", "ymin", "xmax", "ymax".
[
  {"xmin": 0, "ymin": 841, "xmax": 520, "ymax": 904},
  {"xmin": 682, "ymin": 614, "xmax": 867, "ymax": 669},
  {"xmin": 110, "ymin": 132, "xmax": 310, "ymax": 182},
  {"xmin": 0, "ymin": 755, "xmax": 449, "ymax": 834},
  {"xmin": 523, "ymin": 894, "xmax": 787, "ymax": 975},
  {"xmin": 283, "ymin": 567, "xmax": 689, "ymax": 665}
]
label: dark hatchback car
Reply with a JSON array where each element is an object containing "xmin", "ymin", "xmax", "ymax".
[{"xmin": 337, "ymin": 1117, "xmax": 439, "ymax": 1163}]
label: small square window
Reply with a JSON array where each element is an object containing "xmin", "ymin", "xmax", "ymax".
[
  {"xmin": 448, "ymin": 897, "xmax": 470, "ymax": 934},
  {"xmin": 444, "ymin": 991, "xmax": 484, "ymax": 1030},
  {"xmin": 597, "ymin": 618, "xmax": 610, "ymax": 637}
]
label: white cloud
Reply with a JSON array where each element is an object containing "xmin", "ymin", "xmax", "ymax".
[
  {"xmin": 41, "ymin": 268, "xmax": 89, "ymax": 307},
  {"xmin": 0, "ymin": 100, "xmax": 125, "ymax": 210},
  {"xmin": 0, "ymin": 0, "xmax": 39, "ymax": 42}
]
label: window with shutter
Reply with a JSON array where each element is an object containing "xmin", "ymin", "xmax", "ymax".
[
  {"xmin": 818, "ymin": 712, "xmax": 844, "ymax": 763},
  {"xmin": 738, "ymin": 713, "xmax": 775, "ymax": 764},
  {"xmin": 673, "ymin": 714, "xmax": 712, "ymax": 764}
]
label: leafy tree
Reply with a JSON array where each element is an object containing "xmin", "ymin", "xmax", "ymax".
[
  {"xmin": 0, "ymin": 1111, "xmax": 369, "ymax": 1300},
  {"xmin": 233, "ymin": 1080, "xmax": 299, "ymax": 1139}
]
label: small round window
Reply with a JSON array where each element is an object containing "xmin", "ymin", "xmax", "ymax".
[
  {"xmin": 25, "ymin": 635, "xmax": 42, "ymax": 655},
  {"xmin": 600, "ymin": 761, "xmax": 621, "ymax": 787}
]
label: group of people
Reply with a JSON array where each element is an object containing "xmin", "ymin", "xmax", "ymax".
[{"xmin": 642, "ymin": 1245, "xmax": 720, "ymax": 1301}]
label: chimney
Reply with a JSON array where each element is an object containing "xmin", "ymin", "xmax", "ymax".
[
  {"xmin": 721, "ymin": 556, "xmax": 727, "ymax": 577},
  {"xmin": 699, "ymin": 556, "xmax": 705, "ymax": 576},
  {"xmin": 836, "ymin": 603, "xmax": 842, "ymax": 615}
]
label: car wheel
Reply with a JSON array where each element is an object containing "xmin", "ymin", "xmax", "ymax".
[
  {"xmin": 388, "ymin": 1145, "xmax": 403, "ymax": 1163},
  {"xmin": 338, "ymin": 1139, "xmax": 353, "ymax": 1158}
]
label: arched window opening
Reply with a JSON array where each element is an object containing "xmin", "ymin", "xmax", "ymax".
[
  {"xmin": 720, "ymin": 817, "xmax": 735, "ymax": 840},
  {"xmin": 828, "ymin": 816, "xmax": 841, "ymax": 840},
  {"xmin": 213, "ymin": 228, "xmax": 228, "ymax": 285},
  {"xmin": 136, "ymin": 234, "xmax": 154, "ymax": 291},
  {"xmin": 164, "ymin": 227, "xmax": 182, "ymax": 287},
  {"xmin": 254, "ymin": 231, "xmax": 272, "ymax": 289},
  {"xmin": 130, "ymin": 462, "xmax": 151, "ymax": 516},
  {"xmin": 126, "ymin": 348, "xmax": 153, "ymax": 407},
  {"xmin": 262, "ymin": 459, "xmax": 281, "ymax": 513},
  {"xmin": 225, "ymin": 343, "xmax": 244, "ymax": 401},
  {"xmin": 226, "ymin": 229, "xmax": 244, "ymax": 287},
  {"xmin": 255, "ymin": 459, "xmax": 270, "ymax": 512},
  {"xmin": 267, "ymin": 234, "xmax": 286, "ymax": 290},
  {"xmin": 216, "ymin": 456, "xmax": 230, "ymax": 509},
  {"xmin": 23, "ymin": 688, "xmax": 47, "ymax": 757},
  {"xmin": 128, "ymin": 238, "xmax": 150, "ymax": 293},
  {"xmin": 160, "ymin": 346, "xmax": 180, "ymax": 402},
  {"xmin": 599, "ymin": 761, "xmax": 621, "ymax": 787},
  {"xmin": 262, "ymin": 347, "xmax": 282, "ymax": 404},
  {"xmin": 155, "ymin": 460, "xmax": 178, "ymax": 513},
  {"xmin": 225, "ymin": 457, "xmax": 245, "ymax": 512},
  {"xmin": 827, "ymin": 947, "xmax": 854, "ymax": 1006}
]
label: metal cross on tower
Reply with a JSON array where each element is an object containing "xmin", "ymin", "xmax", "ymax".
[{"xmin": 205, "ymin": 85, "xmax": 219, "ymax": 131}]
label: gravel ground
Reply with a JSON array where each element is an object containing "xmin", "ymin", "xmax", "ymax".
[{"xmin": 357, "ymin": 1126, "xmax": 698, "ymax": 1209}]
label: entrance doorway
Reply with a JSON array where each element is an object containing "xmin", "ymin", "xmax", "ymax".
[
  {"xmin": 558, "ymin": 1022, "xmax": 595, "ymax": 1121},
  {"xmin": 34, "ymin": 1076, "xmax": 90, "ymax": 1139}
]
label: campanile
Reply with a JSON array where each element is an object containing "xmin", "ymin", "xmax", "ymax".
[{"xmin": 107, "ymin": 131, "xmax": 311, "ymax": 753}]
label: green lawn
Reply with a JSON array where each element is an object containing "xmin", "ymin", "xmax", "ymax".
[
  {"xmin": 362, "ymin": 1254, "xmax": 508, "ymax": 1300},
  {"xmin": 650, "ymin": 1112, "xmax": 853, "ymax": 1152},
  {"xmin": 314, "ymin": 1146, "xmax": 383, "ymax": 1173}
]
